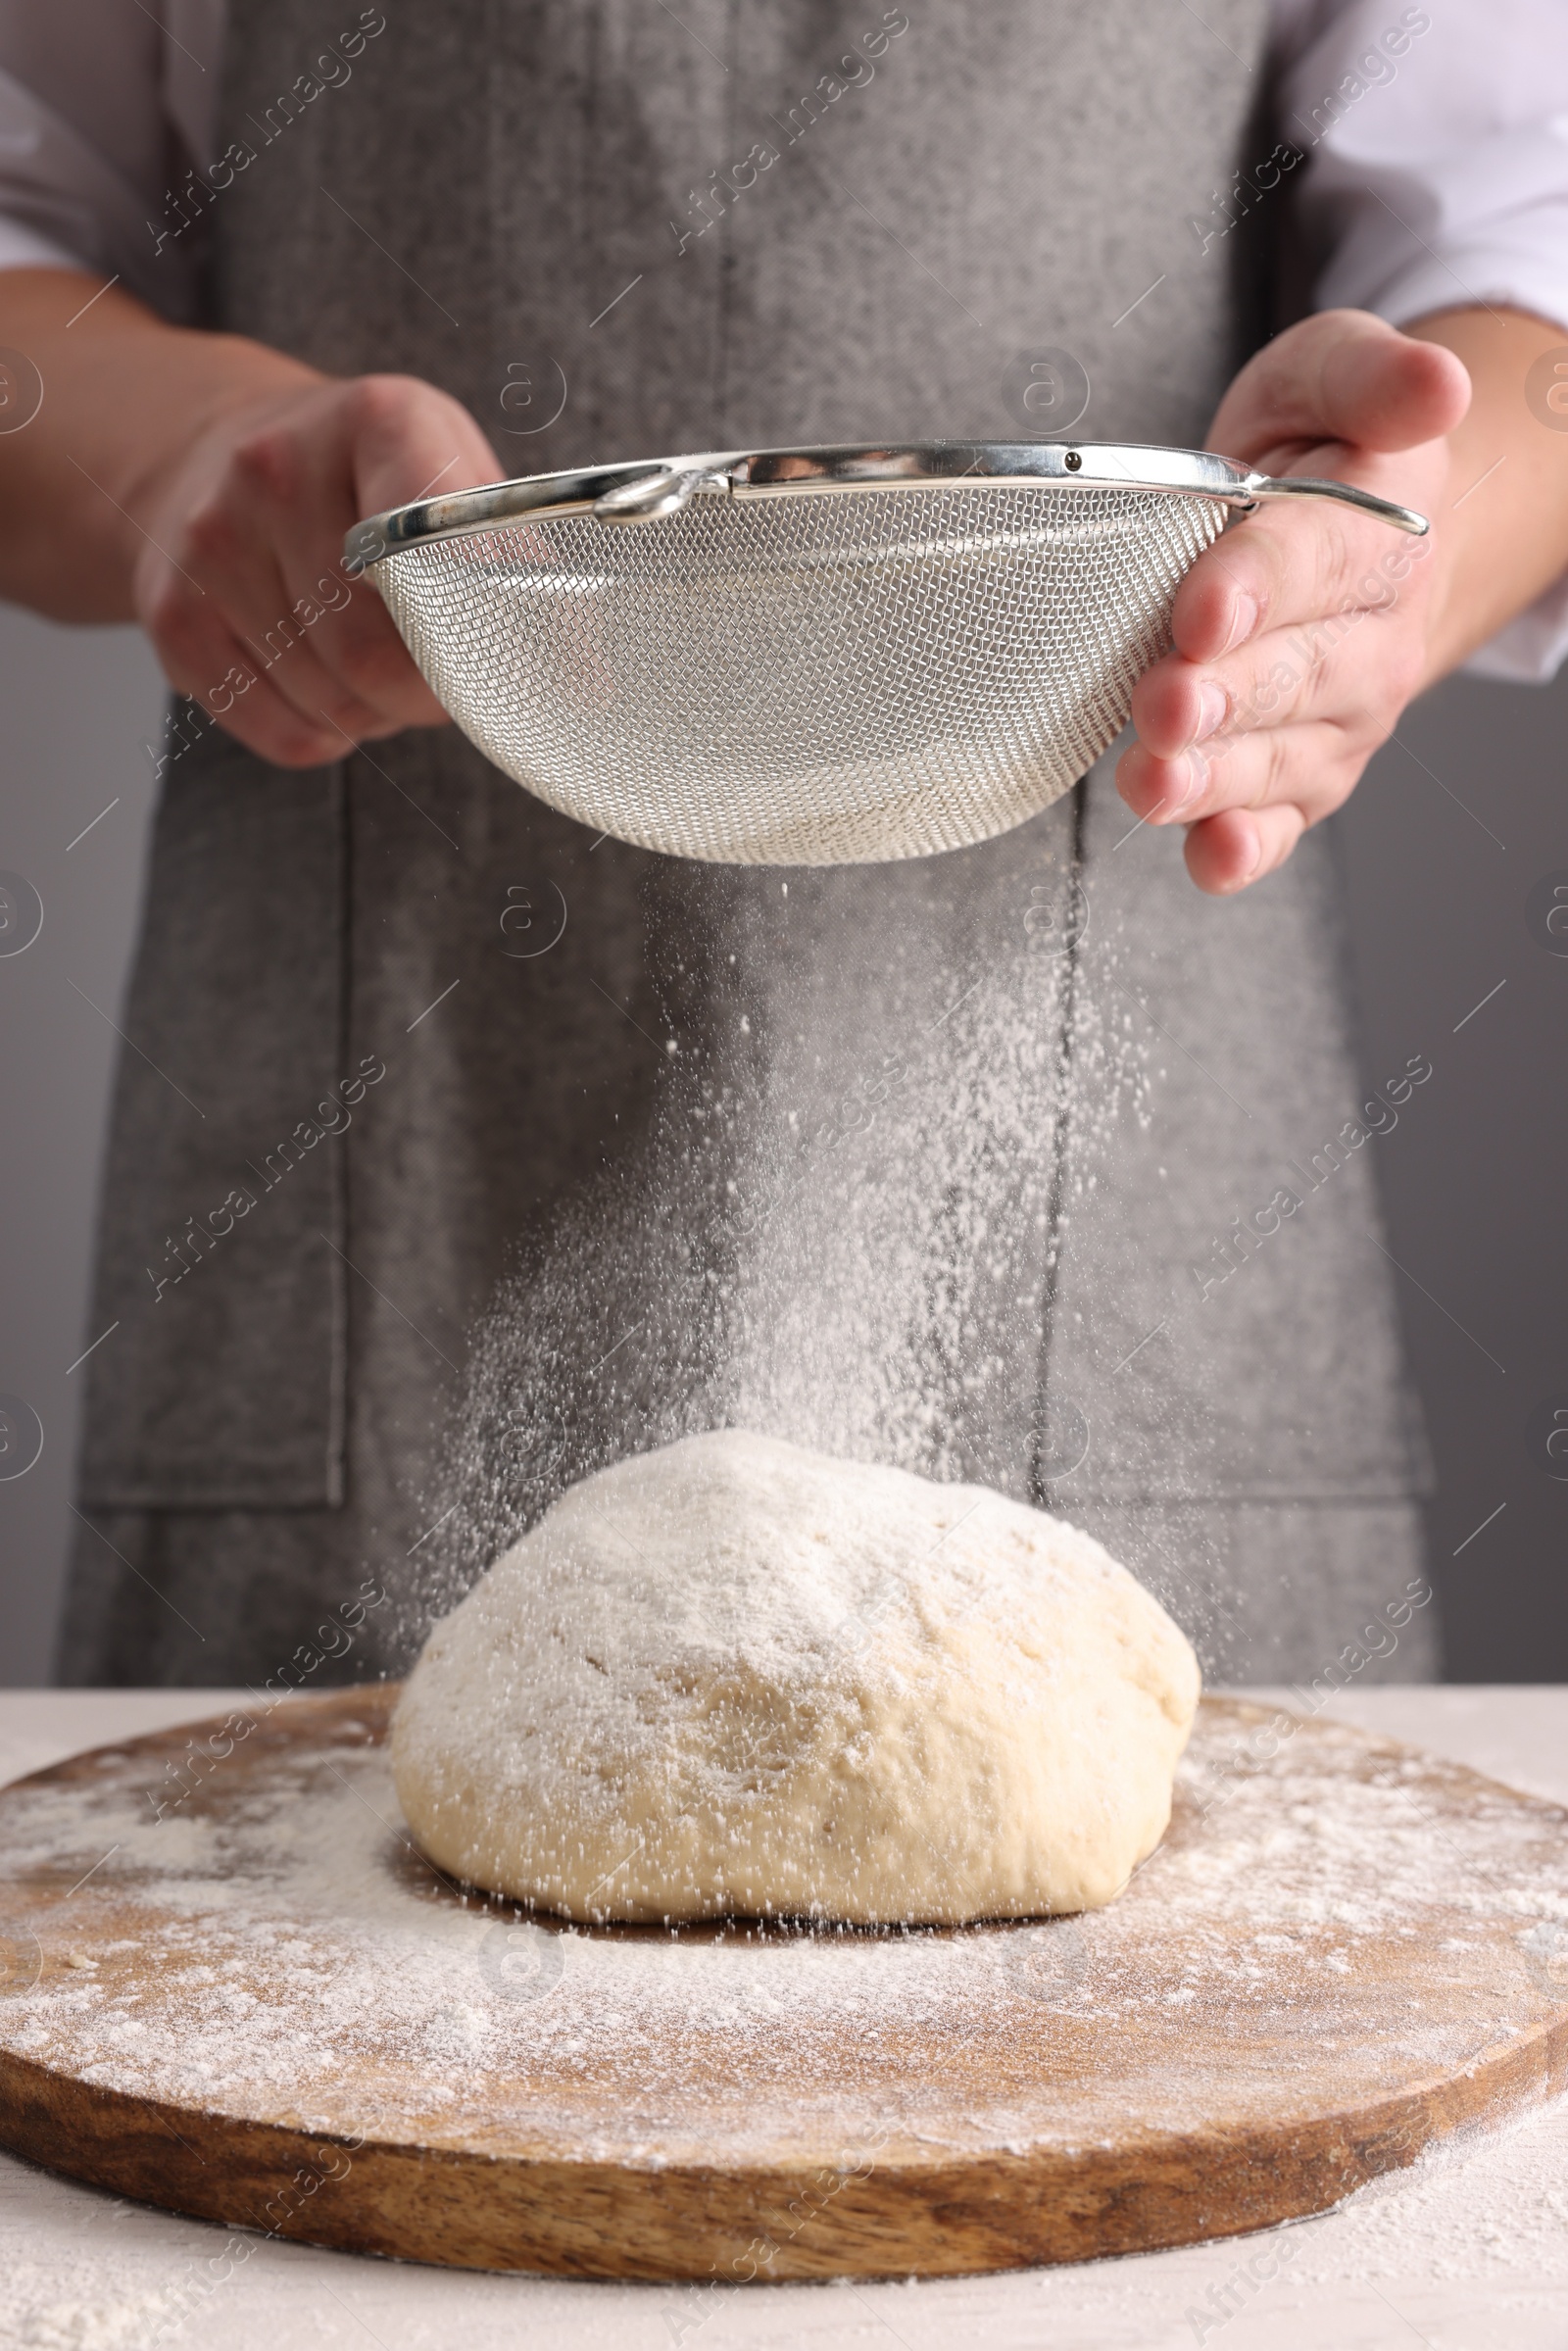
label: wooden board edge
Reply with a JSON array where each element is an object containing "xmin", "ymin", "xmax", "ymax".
[{"xmin": 4, "ymin": 2015, "xmax": 1566, "ymax": 2280}]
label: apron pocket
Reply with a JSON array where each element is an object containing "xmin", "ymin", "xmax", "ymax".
[{"xmin": 77, "ymin": 720, "xmax": 349, "ymax": 1510}]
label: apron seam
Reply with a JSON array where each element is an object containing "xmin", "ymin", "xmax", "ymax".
[{"xmin": 1028, "ymin": 770, "xmax": 1090, "ymax": 1507}]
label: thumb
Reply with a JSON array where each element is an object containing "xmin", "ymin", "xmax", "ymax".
[
  {"xmin": 1209, "ymin": 308, "xmax": 1470, "ymax": 462},
  {"xmin": 346, "ymin": 373, "xmax": 507, "ymax": 523}
]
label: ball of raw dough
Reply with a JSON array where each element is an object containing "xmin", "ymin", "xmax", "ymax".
[{"xmin": 391, "ymin": 1430, "xmax": 1200, "ymax": 1925}]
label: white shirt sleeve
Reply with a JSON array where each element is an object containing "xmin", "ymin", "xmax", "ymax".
[
  {"xmin": 1273, "ymin": 0, "xmax": 1568, "ymax": 680},
  {"xmin": 0, "ymin": 0, "xmax": 219, "ymax": 320}
]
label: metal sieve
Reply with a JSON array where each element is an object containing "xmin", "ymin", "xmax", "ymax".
[{"xmin": 345, "ymin": 442, "xmax": 1426, "ymax": 866}]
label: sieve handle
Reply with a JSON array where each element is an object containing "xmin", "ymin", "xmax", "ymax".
[{"xmin": 1240, "ymin": 473, "xmax": 1429, "ymax": 536}]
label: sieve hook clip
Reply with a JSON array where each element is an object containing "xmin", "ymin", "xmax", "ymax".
[{"xmin": 593, "ymin": 465, "xmax": 733, "ymax": 523}]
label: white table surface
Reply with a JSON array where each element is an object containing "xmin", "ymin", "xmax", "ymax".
[{"xmin": 2, "ymin": 1687, "xmax": 1565, "ymax": 2351}]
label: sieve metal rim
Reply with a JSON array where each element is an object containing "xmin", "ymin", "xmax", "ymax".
[{"xmin": 343, "ymin": 440, "xmax": 1428, "ymax": 571}]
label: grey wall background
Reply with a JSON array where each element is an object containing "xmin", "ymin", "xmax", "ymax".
[
  {"xmin": 1, "ymin": 612, "xmax": 165, "ymax": 1684},
  {"xmin": 1, "ymin": 612, "xmax": 1564, "ymax": 1684},
  {"xmin": 1337, "ymin": 665, "xmax": 1568, "ymax": 1683}
]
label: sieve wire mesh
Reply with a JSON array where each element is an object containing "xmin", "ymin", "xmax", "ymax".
[{"xmin": 373, "ymin": 480, "xmax": 1227, "ymax": 865}]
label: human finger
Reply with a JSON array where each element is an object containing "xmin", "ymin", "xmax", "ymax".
[
  {"xmin": 1184, "ymin": 801, "xmax": 1307, "ymax": 896},
  {"xmin": 148, "ymin": 584, "xmax": 348, "ymax": 767},
  {"xmin": 1130, "ymin": 599, "xmax": 1423, "ymax": 765},
  {"xmin": 1167, "ymin": 481, "xmax": 1438, "ymax": 671},
  {"xmin": 179, "ymin": 485, "xmax": 408, "ymax": 739},
  {"xmin": 219, "ymin": 377, "xmax": 479, "ymax": 729},
  {"xmin": 1207, "ymin": 307, "xmax": 1469, "ymax": 465},
  {"xmin": 1116, "ymin": 714, "xmax": 1354, "ymax": 834}
]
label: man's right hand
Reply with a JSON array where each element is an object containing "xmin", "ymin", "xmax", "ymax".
[
  {"xmin": 135, "ymin": 372, "xmax": 505, "ymax": 768},
  {"xmin": 0, "ymin": 269, "xmax": 504, "ymax": 768}
]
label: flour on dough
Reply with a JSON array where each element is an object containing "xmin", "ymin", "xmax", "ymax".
[{"xmin": 391, "ymin": 1430, "xmax": 1200, "ymax": 1925}]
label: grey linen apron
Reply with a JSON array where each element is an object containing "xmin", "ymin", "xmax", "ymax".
[{"xmin": 60, "ymin": 0, "xmax": 1438, "ymax": 1688}]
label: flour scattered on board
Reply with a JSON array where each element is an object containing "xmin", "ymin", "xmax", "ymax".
[{"xmin": 1, "ymin": 1700, "xmax": 1564, "ymax": 2173}]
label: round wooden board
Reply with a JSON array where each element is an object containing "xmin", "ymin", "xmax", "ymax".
[{"xmin": 0, "ymin": 1689, "xmax": 1565, "ymax": 2281}]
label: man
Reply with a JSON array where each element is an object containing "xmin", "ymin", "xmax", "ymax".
[{"xmin": 2, "ymin": 2, "xmax": 1566, "ymax": 1685}]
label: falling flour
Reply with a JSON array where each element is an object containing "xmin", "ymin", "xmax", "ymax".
[{"xmin": 411, "ymin": 799, "xmax": 1156, "ymax": 1668}]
